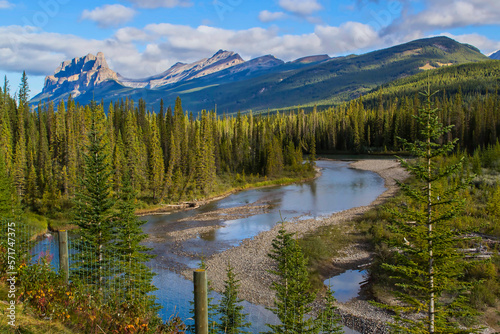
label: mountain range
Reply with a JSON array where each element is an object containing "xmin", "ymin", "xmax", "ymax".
[
  {"xmin": 31, "ymin": 36, "xmax": 492, "ymax": 113},
  {"xmin": 490, "ymin": 50, "xmax": 500, "ymax": 60}
]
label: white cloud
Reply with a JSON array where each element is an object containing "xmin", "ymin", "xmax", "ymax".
[
  {"xmin": 2, "ymin": 16, "xmax": 498, "ymax": 87},
  {"xmin": 114, "ymin": 27, "xmax": 152, "ymax": 43},
  {"xmin": 0, "ymin": 21, "xmax": 387, "ymax": 81},
  {"xmin": 316, "ymin": 22, "xmax": 381, "ymax": 54},
  {"xmin": 258, "ymin": 10, "xmax": 286, "ymax": 23},
  {"xmin": 385, "ymin": 0, "xmax": 500, "ymax": 37},
  {"xmin": 122, "ymin": 0, "xmax": 192, "ymax": 8},
  {"xmin": 0, "ymin": 21, "xmax": 391, "ymax": 82},
  {"xmin": 0, "ymin": 0, "xmax": 13, "ymax": 9},
  {"xmin": 279, "ymin": 0, "xmax": 322, "ymax": 16},
  {"xmin": 81, "ymin": 5, "xmax": 136, "ymax": 28},
  {"xmin": 0, "ymin": 25, "xmax": 143, "ymax": 77},
  {"xmin": 142, "ymin": 22, "xmax": 382, "ymax": 61}
]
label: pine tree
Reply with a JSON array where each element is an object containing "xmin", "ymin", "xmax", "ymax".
[
  {"xmin": 265, "ymin": 136, "xmax": 284, "ymax": 177},
  {"xmin": 308, "ymin": 135, "xmax": 316, "ymax": 171},
  {"xmin": 319, "ymin": 287, "xmax": 343, "ymax": 334},
  {"xmin": 13, "ymin": 98, "xmax": 27, "ymax": 199},
  {"xmin": 37, "ymin": 109, "xmax": 52, "ymax": 196},
  {"xmin": 72, "ymin": 103, "xmax": 115, "ymax": 287},
  {"xmin": 486, "ymin": 183, "xmax": 500, "ymax": 217},
  {"xmin": 148, "ymin": 114, "xmax": 164, "ymax": 201},
  {"xmin": 217, "ymin": 263, "xmax": 250, "ymax": 334},
  {"xmin": 24, "ymin": 150, "xmax": 38, "ymax": 209},
  {"xmin": 18, "ymin": 71, "xmax": 30, "ymax": 107},
  {"xmin": 124, "ymin": 111, "xmax": 146, "ymax": 192},
  {"xmin": 0, "ymin": 150, "xmax": 15, "ymax": 218},
  {"xmin": 195, "ymin": 110, "xmax": 216, "ymax": 195},
  {"xmin": 65, "ymin": 98, "xmax": 77, "ymax": 197},
  {"xmin": 112, "ymin": 130, "xmax": 126, "ymax": 191},
  {"xmin": 381, "ymin": 87, "xmax": 477, "ymax": 333},
  {"xmin": 0, "ymin": 108, "xmax": 12, "ymax": 174},
  {"xmin": 163, "ymin": 98, "xmax": 184, "ymax": 199},
  {"xmin": 114, "ymin": 171, "xmax": 157, "ymax": 308},
  {"xmin": 266, "ymin": 222, "xmax": 317, "ymax": 333}
]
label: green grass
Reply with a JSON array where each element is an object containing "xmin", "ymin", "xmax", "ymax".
[
  {"xmin": 241, "ymin": 177, "xmax": 302, "ymax": 189},
  {"xmin": 21, "ymin": 213, "xmax": 48, "ymax": 233},
  {"xmin": 20, "ymin": 211, "xmax": 75, "ymax": 232},
  {"xmin": 299, "ymin": 223, "xmax": 359, "ymax": 290}
]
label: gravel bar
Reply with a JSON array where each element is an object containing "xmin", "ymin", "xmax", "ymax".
[{"xmin": 179, "ymin": 159, "xmax": 409, "ymax": 333}]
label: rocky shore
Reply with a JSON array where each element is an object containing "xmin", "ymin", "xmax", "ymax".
[{"xmin": 179, "ymin": 159, "xmax": 409, "ymax": 333}]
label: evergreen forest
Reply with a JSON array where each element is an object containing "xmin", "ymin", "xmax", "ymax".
[
  {"xmin": 1, "ymin": 62, "xmax": 500, "ymax": 218},
  {"xmin": 1, "ymin": 60, "xmax": 500, "ymax": 333}
]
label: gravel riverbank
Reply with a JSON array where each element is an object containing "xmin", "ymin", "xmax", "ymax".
[{"xmin": 180, "ymin": 159, "xmax": 409, "ymax": 333}]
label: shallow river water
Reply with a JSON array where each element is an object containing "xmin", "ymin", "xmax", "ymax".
[{"xmin": 140, "ymin": 160, "xmax": 386, "ymax": 333}]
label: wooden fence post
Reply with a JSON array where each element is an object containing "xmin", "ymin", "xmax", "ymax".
[
  {"xmin": 194, "ymin": 269, "xmax": 208, "ymax": 334},
  {"xmin": 58, "ymin": 230, "xmax": 69, "ymax": 284}
]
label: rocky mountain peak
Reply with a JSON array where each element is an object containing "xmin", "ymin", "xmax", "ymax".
[
  {"xmin": 126, "ymin": 49, "xmax": 246, "ymax": 89},
  {"xmin": 210, "ymin": 49, "xmax": 239, "ymax": 61},
  {"xmin": 224, "ymin": 54, "xmax": 284, "ymax": 76},
  {"xmin": 43, "ymin": 52, "xmax": 119, "ymax": 98},
  {"xmin": 188, "ymin": 50, "xmax": 244, "ymax": 79}
]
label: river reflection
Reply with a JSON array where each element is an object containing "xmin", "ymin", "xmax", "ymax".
[
  {"xmin": 324, "ymin": 270, "xmax": 368, "ymax": 303},
  {"xmin": 143, "ymin": 161, "xmax": 385, "ymax": 246},
  {"xmin": 142, "ymin": 160, "xmax": 385, "ymax": 333}
]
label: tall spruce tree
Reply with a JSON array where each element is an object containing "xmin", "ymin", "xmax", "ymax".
[
  {"xmin": 217, "ymin": 263, "xmax": 250, "ymax": 334},
  {"xmin": 319, "ymin": 287, "xmax": 343, "ymax": 334},
  {"xmin": 148, "ymin": 113, "xmax": 164, "ymax": 201},
  {"xmin": 72, "ymin": 102, "xmax": 115, "ymax": 287},
  {"xmin": 13, "ymin": 97, "xmax": 27, "ymax": 199},
  {"xmin": 195, "ymin": 110, "xmax": 216, "ymax": 195},
  {"xmin": 112, "ymin": 130, "xmax": 126, "ymax": 191},
  {"xmin": 18, "ymin": 71, "xmax": 30, "ymax": 107},
  {"xmin": 0, "ymin": 150, "xmax": 15, "ymax": 218},
  {"xmin": 266, "ymin": 222, "xmax": 317, "ymax": 333},
  {"xmin": 0, "ymin": 86, "xmax": 13, "ymax": 175},
  {"xmin": 381, "ymin": 87, "xmax": 477, "ymax": 333},
  {"xmin": 65, "ymin": 99, "xmax": 77, "ymax": 197},
  {"xmin": 114, "ymin": 171, "xmax": 157, "ymax": 308}
]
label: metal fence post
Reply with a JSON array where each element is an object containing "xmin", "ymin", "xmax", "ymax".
[
  {"xmin": 58, "ymin": 230, "xmax": 69, "ymax": 284},
  {"xmin": 194, "ymin": 269, "xmax": 208, "ymax": 334}
]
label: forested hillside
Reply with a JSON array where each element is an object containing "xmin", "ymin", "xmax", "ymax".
[
  {"xmin": 362, "ymin": 60, "xmax": 500, "ymax": 106},
  {"xmin": 1, "ymin": 78, "xmax": 314, "ymax": 217},
  {"xmin": 1, "ymin": 62, "xmax": 499, "ymax": 217}
]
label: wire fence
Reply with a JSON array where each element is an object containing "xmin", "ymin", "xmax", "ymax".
[
  {"xmin": 0, "ymin": 220, "xmax": 216, "ymax": 328},
  {"xmin": 0, "ymin": 219, "xmax": 373, "ymax": 333}
]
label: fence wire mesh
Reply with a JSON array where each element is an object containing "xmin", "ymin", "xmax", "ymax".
[{"xmin": 0, "ymin": 219, "xmax": 363, "ymax": 333}]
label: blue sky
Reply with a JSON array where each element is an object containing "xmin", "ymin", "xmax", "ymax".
[{"xmin": 1, "ymin": 0, "xmax": 500, "ymax": 96}]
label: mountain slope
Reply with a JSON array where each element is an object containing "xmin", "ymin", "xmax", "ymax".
[
  {"xmin": 31, "ymin": 36, "xmax": 489, "ymax": 113},
  {"xmin": 150, "ymin": 36, "xmax": 488, "ymax": 113},
  {"xmin": 361, "ymin": 60, "xmax": 500, "ymax": 108},
  {"xmin": 490, "ymin": 50, "xmax": 500, "ymax": 60}
]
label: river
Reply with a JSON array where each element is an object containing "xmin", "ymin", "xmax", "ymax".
[{"xmin": 140, "ymin": 160, "xmax": 387, "ymax": 333}]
